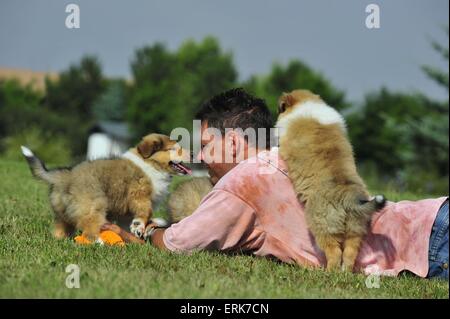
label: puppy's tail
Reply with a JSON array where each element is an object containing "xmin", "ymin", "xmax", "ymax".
[
  {"xmin": 20, "ymin": 146, "xmax": 69, "ymax": 185},
  {"xmin": 353, "ymin": 194, "xmax": 387, "ymax": 216}
]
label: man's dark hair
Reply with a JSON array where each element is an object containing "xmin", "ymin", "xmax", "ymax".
[{"xmin": 195, "ymin": 88, "xmax": 274, "ymax": 148}]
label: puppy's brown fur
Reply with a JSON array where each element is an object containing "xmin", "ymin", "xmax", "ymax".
[
  {"xmin": 167, "ymin": 177, "xmax": 213, "ymax": 223},
  {"xmin": 22, "ymin": 134, "xmax": 191, "ymax": 241},
  {"xmin": 276, "ymin": 90, "xmax": 386, "ymax": 271}
]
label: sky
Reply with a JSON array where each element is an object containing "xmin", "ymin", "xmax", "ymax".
[{"xmin": 0, "ymin": 0, "xmax": 448, "ymax": 103}]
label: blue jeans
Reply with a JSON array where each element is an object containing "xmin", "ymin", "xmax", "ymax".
[{"xmin": 427, "ymin": 198, "xmax": 449, "ymax": 280}]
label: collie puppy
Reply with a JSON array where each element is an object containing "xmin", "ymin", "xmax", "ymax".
[
  {"xmin": 21, "ymin": 133, "xmax": 191, "ymax": 242},
  {"xmin": 275, "ymin": 90, "xmax": 386, "ymax": 271},
  {"xmin": 167, "ymin": 177, "xmax": 213, "ymax": 223}
]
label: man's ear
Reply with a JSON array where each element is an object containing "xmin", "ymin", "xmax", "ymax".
[
  {"xmin": 222, "ymin": 130, "xmax": 237, "ymax": 161},
  {"xmin": 229, "ymin": 130, "xmax": 245, "ymax": 158},
  {"xmin": 137, "ymin": 135, "xmax": 164, "ymax": 159}
]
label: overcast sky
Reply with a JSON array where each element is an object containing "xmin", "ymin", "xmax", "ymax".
[{"xmin": 0, "ymin": 0, "xmax": 448, "ymax": 102}]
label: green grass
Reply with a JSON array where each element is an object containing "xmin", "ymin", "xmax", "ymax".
[{"xmin": 0, "ymin": 159, "xmax": 448, "ymax": 298}]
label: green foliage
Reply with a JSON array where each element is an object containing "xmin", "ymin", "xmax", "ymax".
[
  {"xmin": 358, "ymin": 161, "xmax": 448, "ymax": 197},
  {"xmin": 422, "ymin": 65, "xmax": 449, "ymax": 89},
  {"xmin": 127, "ymin": 37, "xmax": 237, "ymax": 139},
  {"xmin": 1, "ymin": 34, "xmax": 447, "ymax": 194},
  {"xmin": 1, "ymin": 127, "xmax": 72, "ymax": 165},
  {"xmin": 413, "ymin": 29, "xmax": 449, "ymax": 177},
  {"xmin": 127, "ymin": 42, "xmax": 183, "ymax": 137},
  {"xmin": 347, "ymin": 30, "xmax": 449, "ymax": 195},
  {"xmin": 0, "ymin": 80, "xmax": 79, "ymax": 160},
  {"xmin": 421, "ymin": 27, "xmax": 449, "ymax": 90},
  {"xmin": 0, "ymin": 80, "xmax": 43, "ymax": 138},
  {"xmin": 347, "ymin": 88, "xmax": 426, "ymax": 172},
  {"xmin": 45, "ymin": 56, "xmax": 106, "ymax": 120},
  {"xmin": 347, "ymin": 88, "xmax": 448, "ymax": 195},
  {"xmin": 177, "ymin": 37, "xmax": 238, "ymax": 102},
  {"xmin": 409, "ymin": 96, "xmax": 449, "ymax": 176},
  {"xmin": 44, "ymin": 56, "xmax": 107, "ymax": 156},
  {"xmin": 243, "ymin": 60, "xmax": 349, "ymax": 116},
  {"xmin": 0, "ymin": 56, "xmax": 107, "ymax": 161},
  {"xmin": 92, "ymin": 79, "xmax": 128, "ymax": 122}
]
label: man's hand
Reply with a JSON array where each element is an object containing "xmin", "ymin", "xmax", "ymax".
[
  {"xmin": 100, "ymin": 223, "xmax": 145, "ymax": 244},
  {"xmin": 143, "ymin": 221, "xmax": 160, "ymax": 241},
  {"xmin": 100, "ymin": 222, "xmax": 168, "ymax": 249},
  {"xmin": 142, "ymin": 222, "xmax": 169, "ymax": 250}
]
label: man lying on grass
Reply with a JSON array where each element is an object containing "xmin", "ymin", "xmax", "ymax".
[{"xmin": 102, "ymin": 88, "xmax": 449, "ymax": 280}]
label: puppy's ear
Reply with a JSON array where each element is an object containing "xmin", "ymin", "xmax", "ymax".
[
  {"xmin": 279, "ymin": 92, "xmax": 294, "ymax": 113},
  {"xmin": 283, "ymin": 93, "xmax": 295, "ymax": 107},
  {"xmin": 137, "ymin": 136, "xmax": 164, "ymax": 159}
]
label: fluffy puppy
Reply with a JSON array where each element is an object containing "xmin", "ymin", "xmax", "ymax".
[
  {"xmin": 167, "ymin": 177, "xmax": 213, "ymax": 223},
  {"xmin": 21, "ymin": 133, "xmax": 191, "ymax": 242},
  {"xmin": 276, "ymin": 90, "xmax": 386, "ymax": 271}
]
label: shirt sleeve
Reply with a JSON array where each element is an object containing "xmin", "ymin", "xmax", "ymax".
[{"xmin": 163, "ymin": 189, "xmax": 257, "ymax": 253}]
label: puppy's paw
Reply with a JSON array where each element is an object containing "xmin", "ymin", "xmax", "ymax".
[
  {"xmin": 130, "ymin": 218, "xmax": 145, "ymax": 238},
  {"xmin": 143, "ymin": 224, "xmax": 157, "ymax": 241}
]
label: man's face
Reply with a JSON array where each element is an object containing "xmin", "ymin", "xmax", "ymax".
[{"xmin": 196, "ymin": 121, "xmax": 241, "ymax": 185}]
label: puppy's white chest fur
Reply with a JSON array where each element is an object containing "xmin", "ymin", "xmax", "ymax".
[
  {"xmin": 122, "ymin": 151, "xmax": 171, "ymax": 206},
  {"xmin": 275, "ymin": 101, "xmax": 347, "ymax": 138}
]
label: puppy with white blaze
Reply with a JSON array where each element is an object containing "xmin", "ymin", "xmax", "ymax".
[
  {"xmin": 276, "ymin": 89, "xmax": 386, "ymax": 271},
  {"xmin": 21, "ymin": 133, "xmax": 191, "ymax": 242}
]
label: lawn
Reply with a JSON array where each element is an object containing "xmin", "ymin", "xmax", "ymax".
[{"xmin": 0, "ymin": 158, "xmax": 448, "ymax": 298}]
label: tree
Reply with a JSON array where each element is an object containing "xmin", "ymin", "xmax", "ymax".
[
  {"xmin": 45, "ymin": 55, "xmax": 106, "ymax": 121},
  {"xmin": 127, "ymin": 37, "xmax": 237, "ymax": 139},
  {"xmin": 347, "ymin": 88, "xmax": 427, "ymax": 174},
  {"xmin": 243, "ymin": 60, "xmax": 349, "ymax": 117},
  {"xmin": 176, "ymin": 37, "xmax": 237, "ymax": 126},
  {"xmin": 0, "ymin": 80, "xmax": 73, "ymax": 162},
  {"xmin": 44, "ymin": 55, "xmax": 107, "ymax": 157},
  {"xmin": 413, "ymin": 27, "xmax": 449, "ymax": 176},
  {"xmin": 0, "ymin": 80, "xmax": 43, "ymax": 138},
  {"xmin": 347, "ymin": 28, "xmax": 449, "ymax": 193},
  {"xmin": 421, "ymin": 27, "xmax": 449, "ymax": 91},
  {"xmin": 92, "ymin": 79, "xmax": 127, "ymax": 122},
  {"xmin": 127, "ymin": 43, "xmax": 185, "ymax": 138}
]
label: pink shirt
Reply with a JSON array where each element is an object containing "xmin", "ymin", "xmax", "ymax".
[{"xmin": 163, "ymin": 149, "xmax": 447, "ymax": 277}]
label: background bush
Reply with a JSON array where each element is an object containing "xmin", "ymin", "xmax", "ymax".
[
  {"xmin": 1, "ymin": 127, "xmax": 72, "ymax": 165},
  {"xmin": 0, "ymin": 33, "xmax": 448, "ymax": 195}
]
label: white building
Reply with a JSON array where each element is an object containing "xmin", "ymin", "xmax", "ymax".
[{"xmin": 87, "ymin": 121, "xmax": 132, "ymax": 160}]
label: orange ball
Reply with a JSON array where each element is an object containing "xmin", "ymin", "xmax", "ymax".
[{"xmin": 74, "ymin": 230, "xmax": 125, "ymax": 246}]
